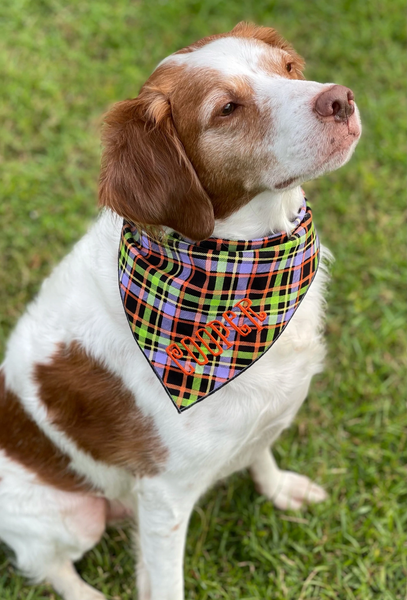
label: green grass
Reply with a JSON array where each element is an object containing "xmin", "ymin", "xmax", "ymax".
[{"xmin": 0, "ymin": 0, "xmax": 406, "ymax": 598}]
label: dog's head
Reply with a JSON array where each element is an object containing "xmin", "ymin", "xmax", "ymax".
[{"xmin": 99, "ymin": 22, "xmax": 361, "ymax": 240}]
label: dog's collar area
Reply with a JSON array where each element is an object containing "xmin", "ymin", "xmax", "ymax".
[
  {"xmin": 129, "ymin": 199, "xmax": 308, "ymax": 255},
  {"xmin": 119, "ymin": 199, "xmax": 320, "ymax": 412}
]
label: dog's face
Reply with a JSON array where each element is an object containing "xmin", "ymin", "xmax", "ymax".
[{"xmin": 99, "ymin": 23, "xmax": 361, "ymax": 240}]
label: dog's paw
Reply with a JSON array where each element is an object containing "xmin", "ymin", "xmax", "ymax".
[
  {"xmin": 66, "ymin": 583, "xmax": 106, "ymax": 600},
  {"xmin": 136, "ymin": 558, "xmax": 151, "ymax": 600},
  {"xmin": 270, "ymin": 471, "xmax": 327, "ymax": 510}
]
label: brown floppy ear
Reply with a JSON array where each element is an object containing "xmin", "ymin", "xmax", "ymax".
[{"xmin": 99, "ymin": 90, "xmax": 215, "ymax": 241}]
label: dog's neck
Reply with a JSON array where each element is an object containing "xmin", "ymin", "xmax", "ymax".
[{"xmin": 212, "ymin": 186, "xmax": 304, "ymax": 240}]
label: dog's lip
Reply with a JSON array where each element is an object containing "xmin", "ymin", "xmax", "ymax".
[
  {"xmin": 324, "ymin": 130, "xmax": 360, "ymax": 160},
  {"xmin": 345, "ymin": 112, "xmax": 362, "ymax": 137},
  {"xmin": 274, "ymin": 132, "xmax": 360, "ymax": 190},
  {"xmin": 275, "ymin": 176, "xmax": 297, "ymax": 190}
]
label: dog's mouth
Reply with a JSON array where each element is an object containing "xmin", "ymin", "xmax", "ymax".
[
  {"xmin": 275, "ymin": 176, "xmax": 297, "ymax": 190},
  {"xmin": 274, "ymin": 126, "xmax": 361, "ymax": 191}
]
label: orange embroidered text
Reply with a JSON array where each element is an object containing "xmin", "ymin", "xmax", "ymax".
[{"xmin": 165, "ymin": 298, "xmax": 266, "ymax": 375}]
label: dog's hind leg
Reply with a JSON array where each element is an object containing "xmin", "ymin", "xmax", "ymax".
[
  {"xmin": 249, "ymin": 447, "xmax": 327, "ymax": 510},
  {"xmin": 44, "ymin": 561, "xmax": 106, "ymax": 600},
  {"xmin": 0, "ymin": 469, "xmax": 107, "ymax": 600}
]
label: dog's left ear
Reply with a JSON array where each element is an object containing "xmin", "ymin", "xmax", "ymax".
[{"xmin": 98, "ymin": 87, "xmax": 215, "ymax": 241}]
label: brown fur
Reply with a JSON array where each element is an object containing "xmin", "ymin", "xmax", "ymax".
[
  {"xmin": 34, "ymin": 342, "xmax": 167, "ymax": 476},
  {"xmin": 99, "ymin": 73, "xmax": 215, "ymax": 242},
  {"xmin": 176, "ymin": 21, "xmax": 305, "ymax": 76},
  {"xmin": 98, "ymin": 21, "xmax": 305, "ymax": 240},
  {"xmin": 169, "ymin": 70, "xmax": 268, "ymax": 220},
  {"xmin": 0, "ymin": 371, "xmax": 90, "ymax": 492}
]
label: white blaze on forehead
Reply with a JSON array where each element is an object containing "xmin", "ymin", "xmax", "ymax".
[{"xmin": 157, "ymin": 36, "xmax": 286, "ymax": 78}]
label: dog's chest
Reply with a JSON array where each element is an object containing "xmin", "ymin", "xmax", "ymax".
[
  {"xmin": 150, "ymin": 270, "xmax": 327, "ymax": 482},
  {"xmin": 109, "ymin": 226, "xmax": 328, "ymax": 444},
  {"xmin": 3, "ymin": 218, "xmax": 328, "ymax": 498},
  {"xmin": 119, "ymin": 203, "xmax": 320, "ymax": 414}
]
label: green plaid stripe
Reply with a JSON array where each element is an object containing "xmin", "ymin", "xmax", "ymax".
[{"xmin": 119, "ymin": 201, "xmax": 320, "ymax": 412}]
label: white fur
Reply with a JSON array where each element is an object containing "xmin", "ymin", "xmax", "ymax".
[
  {"xmin": 214, "ymin": 187, "xmax": 305, "ymax": 238},
  {"xmin": 161, "ymin": 36, "xmax": 284, "ymax": 77},
  {"xmin": 0, "ymin": 33, "xmax": 360, "ymax": 600}
]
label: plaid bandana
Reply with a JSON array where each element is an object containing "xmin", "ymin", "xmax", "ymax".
[{"xmin": 119, "ymin": 199, "xmax": 320, "ymax": 412}]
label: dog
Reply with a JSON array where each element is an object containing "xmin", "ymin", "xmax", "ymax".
[{"xmin": 0, "ymin": 22, "xmax": 361, "ymax": 600}]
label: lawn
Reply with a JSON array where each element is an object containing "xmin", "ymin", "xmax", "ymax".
[{"xmin": 0, "ymin": 0, "xmax": 406, "ymax": 599}]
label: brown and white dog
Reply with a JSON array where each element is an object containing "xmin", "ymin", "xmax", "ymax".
[{"xmin": 0, "ymin": 22, "xmax": 361, "ymax": 600}]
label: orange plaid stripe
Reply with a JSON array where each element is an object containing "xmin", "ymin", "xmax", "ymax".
[{"xmin": 119, "ymin": 201, "xmax": 320, "ymax": 412}]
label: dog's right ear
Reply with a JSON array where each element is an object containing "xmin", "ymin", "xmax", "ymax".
[{"xmin": 99, "ymin": 89, "xmax": 215, "ymax": 241}]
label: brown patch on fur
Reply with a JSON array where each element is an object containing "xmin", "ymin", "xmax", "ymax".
[
  {"xmin": 168, "ymin": 69, "xmax": 267, "ymax": 220},
  {"xmin": 275, "ymin": 176, "xmax": 297, "ymax": 189},
  {"xmin": 99, "ymin": 23, "xmax": 305, "ymax": 240},
  {"xmin": 34, "ymin": 342, "xmax": 167, "ymax": 476},
  {"xmin": 258, "ymin": 51, "xmax": 305, "ymax": 81},
  {"xmin": 99, "ymin": 63, "xmax": 215, "ymax": 242},
  {"xmin": 175, "ymin": 21, "xmax": 305, "ymax": 76},
  {"xmin": 0, "ymin": 370, "xmax": 91, "ymax": 492}
]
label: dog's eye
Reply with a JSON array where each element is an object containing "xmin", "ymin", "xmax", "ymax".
[
  {"xmin": 220, "ymin": 102, "xmax": 236, "ymax": 116},
  {"xmin": 286, "ymin": 63, "xmax": 293, "ymax": 73}
]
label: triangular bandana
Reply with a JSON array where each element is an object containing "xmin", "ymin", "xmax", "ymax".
[{"xmin": 119, "ymin": 200, "xmax": 320, "ymax": 412}]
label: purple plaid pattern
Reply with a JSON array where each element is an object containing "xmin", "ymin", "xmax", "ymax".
[{"xmin": 119, "ymin": 199, "xmax": 320, "ymax": 412}]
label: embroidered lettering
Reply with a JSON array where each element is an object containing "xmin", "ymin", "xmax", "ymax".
[
  {"xmin": 166, "ymin": 344, "xmax": 195, "ymax": 375},
  {"xmin": 196, "ymin": 328, "xmax": 223, "ymax": 356},
  {"xmin": 222, "ymin": 310, "xmax": 251, "ymax": 336},
  {"xmin": 233, "ymin": 298, "xmax": 267, "ymax": 331},
  {"xmin": 205, "ymin": 320, "xmax": 233, "ymax": 349},
  {"xmin": 181, "ymin": 337, "xmax": 209, "ymax": 366},
  {"xmin": 166, "ymin": 298, "xmax": 267, "ymax": 372}
]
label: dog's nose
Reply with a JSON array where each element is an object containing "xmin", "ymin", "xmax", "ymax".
[{"xmin": 314, "ymin": 85, "xmax": 355, "ymax": 122}]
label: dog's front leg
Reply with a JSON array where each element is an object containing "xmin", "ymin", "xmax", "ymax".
[
  {"xmin": 136, "ymin": 477, "xmax": 198, "ymax": 600},
  {"xmin": 249, "ymin": 447, "xmax": 327, "ymax": 510}
]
